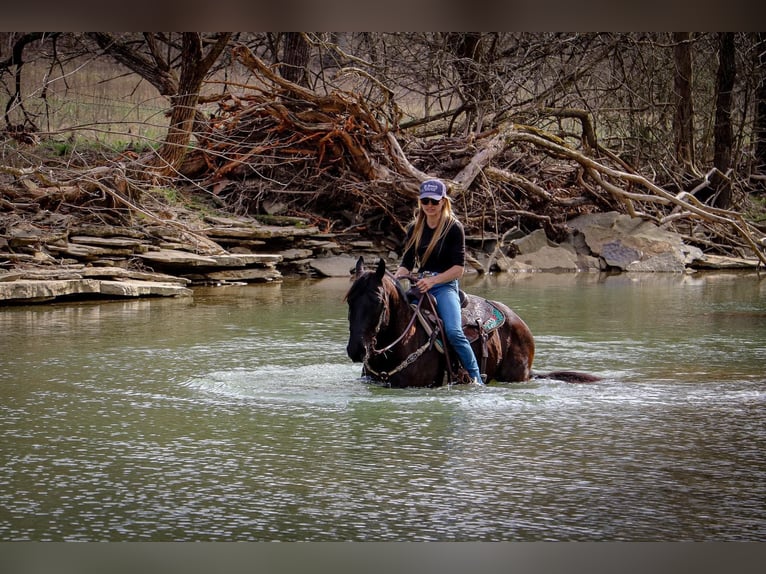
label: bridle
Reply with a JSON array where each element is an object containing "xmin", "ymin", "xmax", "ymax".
[{"xmin": 361, "ymin": 273, "xmax": 450, "ymax": 383}]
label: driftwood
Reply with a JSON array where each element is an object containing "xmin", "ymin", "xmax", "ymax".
[{"xmin": 183, "ymin": 47, "xmax": 766, "ymax": 263}]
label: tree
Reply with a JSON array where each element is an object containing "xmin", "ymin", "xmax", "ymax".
[
  {"xmin": 712, "ymin": 32, "xmax": 736, "ymax": 208},
  {"xmin": 444, "ymin": 32, "xmax": 498, "ymax": 134},
  {"xmin": 1, "ymin": 32, "xmax": 61, "ymax": 133},
  {"xmin": 672, "ymin": 32, "xmax": 695, "ymax": 172},
  {"xmin": 87, "ymin": 32, "xmax": 232, "ymax": 176},
  {"xmin": 279, "ymin": 32, "xmax": 310, "ymax": 87},
  {"xmin": 753, "ymin": 33, "xmax": 766, "ymax": 181}
]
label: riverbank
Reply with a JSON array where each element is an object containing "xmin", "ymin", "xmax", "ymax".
[
  {"xmin": 1, "ymin": 201, "xmax": 761, "ymax": 305},
  {"xmin": 0, "ymin": 209, "xmax": 385, "ymax": 304}
]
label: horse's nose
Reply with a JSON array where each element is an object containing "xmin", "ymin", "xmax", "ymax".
[{"xmin": 346, "ymin": 341, "xmax": 364, "ymax": 362}]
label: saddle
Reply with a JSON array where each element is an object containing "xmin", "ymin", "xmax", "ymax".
[
  {"xmin": 408, "ymin": 288, "xmax": 506, "ymax": 350},
  {"xmin": 459, "ymin": 294, "xmax": 507, "ymax": 343}
]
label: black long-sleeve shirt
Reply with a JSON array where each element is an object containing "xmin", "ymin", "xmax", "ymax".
[{"xmin": 400, "ymin": 220, "xmax": 466, "ymax": 274}]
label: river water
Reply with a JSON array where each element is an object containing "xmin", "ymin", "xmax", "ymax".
[{"xmin": 1, "ymin": 271, "xmax": 764, "ymax": 541}]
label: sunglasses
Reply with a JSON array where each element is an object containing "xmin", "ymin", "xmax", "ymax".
[{"xmin": 420, "ymin": 198, "xmax": 442, "ymax": 206}]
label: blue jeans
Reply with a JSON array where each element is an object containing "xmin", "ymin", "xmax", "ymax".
[{"xmin": 430, "ymin": 280, "xmax": 482, "ymax": 381}]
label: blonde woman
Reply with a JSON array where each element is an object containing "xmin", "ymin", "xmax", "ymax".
[{"xmin": 394, "ymin": 179, "xmax": 483, "ymax": 385}]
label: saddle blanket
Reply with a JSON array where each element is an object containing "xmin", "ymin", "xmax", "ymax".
[
  {"xmin": 461, "ymin": 295, "xmax": 506, "ymax": 343},
  {"xmin": 414, "ymin": 294, "xmax": 506, "ymax": 347}
]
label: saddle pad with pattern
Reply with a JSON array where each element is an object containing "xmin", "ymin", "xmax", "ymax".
[
  {"xmin": 461, "ymin": 295, "xmax": 506, "ymax": 343},
  {"xmin": 412, "ymin": 293, "xmax": 506, "ymax": 349}
]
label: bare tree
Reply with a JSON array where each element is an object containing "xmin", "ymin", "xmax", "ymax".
[
  {"xmin": 753, "ymin": 33, "xmax": 766, "ymax": 180},
  {"xmin": 280, "ymin": 32, "xmax": 310, "ymax": 87},
  {"xmin": 673, "ymin": 32, "xmax": 695, "ymax": 172},
  {"xmin": 1, "ymin": 32, "xmax": 61, "ymax": 133},
  {"xmin": 712, "ymin": 32, "xmax": 736, "ymax": 208},
  {"xmin": 87, "ymin": 32, "xmax": 232, "ymax": 176},
  {"xmin": 443, "ymin": 32, "xmax": 498, "ymax": 134}
]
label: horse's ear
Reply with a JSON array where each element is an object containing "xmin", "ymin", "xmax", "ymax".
[
  {"xmin": 353, "ymin": 256, "xmax": 365, "ymax": 278},
  {"xmin": 375, "ymin": 258, "xmax": 386, "ymax": 279}
]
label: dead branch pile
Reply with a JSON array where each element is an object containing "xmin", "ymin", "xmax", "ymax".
[
  {"xmin": 179, "ymin": 46, "xmax": 764, "ymax": 264},
  {"xmin": 1, "ymin": 43, "xmax": 764, "ymax": 268}
]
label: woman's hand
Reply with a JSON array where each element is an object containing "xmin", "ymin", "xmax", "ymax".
[
  {"xmin": 393, "ymin": 266, "xmax": 410, "ymax": 280},
  {"xmin": 416, "ymin": 275, "xmax": 438, "ymax": 293}
]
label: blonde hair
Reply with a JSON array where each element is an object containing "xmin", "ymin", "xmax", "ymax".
[{"xmin": 403, "ymin": 197, "xmax": 459, "ymax": 268}]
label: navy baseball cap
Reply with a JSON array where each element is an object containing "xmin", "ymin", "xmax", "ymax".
[{"xmin": 419, "ymin": 179, "xmax": 447, "ymax": 201}]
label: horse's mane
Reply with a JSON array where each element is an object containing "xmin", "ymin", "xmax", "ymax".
[
  {"xmin": 387, "ymin": 271, "xmax": 410, "ymax": 303},
  {"xmin": 343, "ymin": 268, "xmax": 408, "ymax": 306}
]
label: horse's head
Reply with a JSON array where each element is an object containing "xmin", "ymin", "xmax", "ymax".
[{"xmin": 345, "ymin": 257, "xmax": 389, "ymax": 363}]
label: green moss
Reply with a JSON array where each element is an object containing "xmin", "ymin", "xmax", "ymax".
[
  {"xmin": 253, "ymin": 214, "xmax": 311, "ymax": 227},
  {"xmin": 744, "ymin": 195, "xmax": 766, "ymax": 223},
  {"xmin": 148, "ymin": 187, "xmax": 180, "ymax": 204}
]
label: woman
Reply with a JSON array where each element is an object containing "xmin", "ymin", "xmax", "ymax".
[{"xmin": 394, "ymin": 178, "xmax": 483, "ymax": 385}]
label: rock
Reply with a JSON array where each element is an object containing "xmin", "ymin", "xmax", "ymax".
[
  {"xmin": 491, "ymin": 252, "xmax": 515, "ymax": 272},
  {"xmin": 47, "ymin": 243, "xmax": 137, "ymax": 258},
  {"xmin": 80, "ymin": 266, "xmax": 191, "ymax": 285},
  {"xmin": 691, "ymin": 254, "xmax": 762, "ymax": 269},
  {"xmin": 512, "ymin": 228, "xmax": 553, "ymax": 255},
  {"xmin": 202, "ymin": 268, "xmax": 282, "ymax": 282},
  {"xmin": 502, "ymin": 211, "xmax": 708, "ymax": 273},
  {"xmin": 0, "ymin": 279, "xmax": 99, "ymax": 302},
  {"xmin": 511, "ymin": 245, "xmax": 600, "ymax": 272},
  {"xmin": 71, "ymin": 225, "xmax": 145, "ymax": 238},
  {"xmin": 600, "ymin": 240, "xmax": 642, "ymax": 268},
  {"xmin": 303, "ymin": 239, "xmax": 341, "ymax": 251},
  {"xmin": 216, "ymin": 239, "xmax": 267, "ymax": 249},
  {"xmin": 566, "ymin": 211, "xmax": 701, "ymax": 272},
  {"xmin": 208, "ymin": 253, "xmax": 282, "ymax": 267},
  {"xmin": 137, "ymin": 249, "xmax": 280, "ymax": 267},
  {"xmin": 98, "ymin": 280, "xmax": 192, "ymax": 298},
  {"xmin": 277, "ymin": 248, "xmax": 314, "ymax": 261},
  {"xmin": 137, "ymin": 249, "xmax": 220, "ymax": 267},
  {"xmin": 69, "ymin": 235, "xmax": 145, "ymax": 249},
  {"xmin": 349, "ymin": 240, "xmax": 376, "ymax": 249},
  {"xmin": 0, "ymin": 277, "xmax": 191, "ymax": 303},
  {"xmin": 626, "ymin": 250, "xmax": 686, "ymax": 272},
  {"xmin": 205, "ymin": 224, "xmax": 319, "ymax": 240},
  {"xmin": 310, "ymin": 255, "xmax": 359, "ymax": 277}
]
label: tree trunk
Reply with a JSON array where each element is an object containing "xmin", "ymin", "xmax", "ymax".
[
  {"xmin": 152, "ymin": 33, "xmax": 231, "ymax": 175},
  {"xmin": 2, "ymin": 32, "xmax": 61, "ymax": 131},
  {"xmin": 280, "ymin": 32, "xmax": 310, "ymax": 87},
  {"xmin": 753, "ymin": 33, "xmax": 766, "ymax": 179},
  {"xmin": 672, "ymin": 32, "xmax": 695, "ymax": 172},
  {"xmin": 445, "ymin": 32, "xmax": 496, "ymax": 135},
  {"xmin": 89, "ymin": 32, "xmax": 231, "ymax": 177},
  {"xmin": 712, "ymin": 32, "xmax": 736, "ymax": 208},
  {"xmin": 151, "ymin": 34, "xmax": 205, "ymax": 174}
]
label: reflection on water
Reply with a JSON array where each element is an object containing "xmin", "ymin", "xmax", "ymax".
[{"xmin": 1, "ymin": 272, "xmax": 764, "ymax": 541}]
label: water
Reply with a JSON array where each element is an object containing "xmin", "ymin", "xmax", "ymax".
[{"xmin": 1, "ymin": 271, "xmax": 764, "ymax": 541}]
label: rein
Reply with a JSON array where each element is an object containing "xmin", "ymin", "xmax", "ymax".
[{"xmin": 369, "ymin": 278, "xmax": 422, "ymax": 355}]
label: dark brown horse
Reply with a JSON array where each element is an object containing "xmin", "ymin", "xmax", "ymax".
[{"xmin": 345, "ymin": 257, "xmax": 599, "ymax": 388}]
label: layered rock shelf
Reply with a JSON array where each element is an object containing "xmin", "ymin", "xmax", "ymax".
[
  {"xmin": 0, "ymin": 213, "xmax": 387, "ymax": 304},
  {"xmin": 1, "ymin": 210, "xmax": 760, "ymax": 305}
]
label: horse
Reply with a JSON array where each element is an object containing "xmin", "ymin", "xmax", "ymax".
[{"xmin": 345, "ymin": 257, "xmax": 599, "ymax": 388}]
